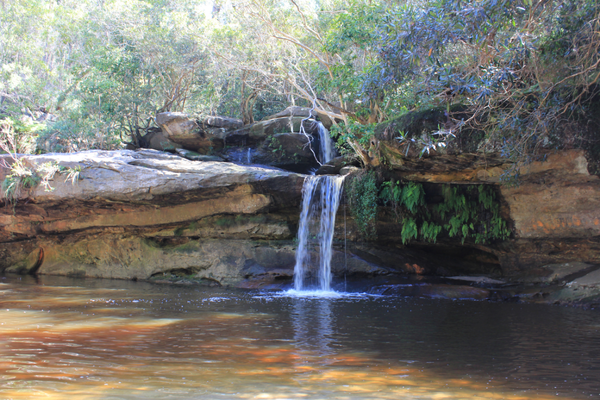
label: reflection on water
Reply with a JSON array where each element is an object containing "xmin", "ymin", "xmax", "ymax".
[
  {"xmin": 292, "ymin": 299, "xmax": 334, "ymax": 358},
  {"xmin": 0, "ymin": 274, "xmax": 600, "ymax": 399}
]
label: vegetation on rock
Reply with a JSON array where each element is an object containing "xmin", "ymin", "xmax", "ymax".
[{"xmin": 349, "ymin": 173, "xmax": 511, "ymax": 244}]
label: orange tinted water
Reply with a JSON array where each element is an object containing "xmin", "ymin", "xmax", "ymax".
[{"xmin": 0, "ymin": 274, "xmax": 599, "ymax": 399}]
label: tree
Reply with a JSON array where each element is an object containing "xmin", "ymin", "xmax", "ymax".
[{"xmin": 369, "ymin": 0, "xmax": 600, "ymax": 168}]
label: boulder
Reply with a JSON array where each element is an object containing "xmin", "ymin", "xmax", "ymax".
[
  {"xmin": 264, "ymin": 106, "xmax": 338, "ymax": 129},
  {"xmin": 251, "ymin": 133, "xmax": 319, "ymax": 170},
  {"xmin": 224, "ymin": 117, "xmax": 311, "ymax": 145},
  {"xmin": 544, "ymin": 268, "xmax": 600, "ymax": 307},
  {"xmin": 155, "ymin": 112, "xmax": 208, "ymax": 152},
  {"xmin": 156, "ymin": 112, "xmax": 198, "ymax": 136},
  {"xmin": 203, "ymin": 116, "xmax": 244, "ymax": 130},
  {"xmin": 142, "ymin": 129, "xmax": 182, "ymax": 152},
  {"xmin": 315, "ymin": 156, "xmax": 360, "ymax": 175}
]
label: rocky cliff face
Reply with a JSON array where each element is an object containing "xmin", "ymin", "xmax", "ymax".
[
  {"xmin": 143, "ymin": 108, "xmax": 331, "ymax": 172},
  {"xmin": 2, "ymin": 146, "xmax": 600, "ymax": 304},
  {"xmin": 0, "ymin": 150, "xmax": 305, "ymax": 285},
  {"xmin": 0, "ymin": 150, "xmax": 390, "ymax": 287}
]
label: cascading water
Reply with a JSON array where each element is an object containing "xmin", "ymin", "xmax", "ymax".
[
  {"xmin": 293, "ymin": 175, "xmax": 345, "ymax": 292},
  {"xmin": 316, "ymin": 122, "xmax": 336, "ymax": 164}
]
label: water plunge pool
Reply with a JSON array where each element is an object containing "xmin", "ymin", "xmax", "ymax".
[{"xmin": 1, "ymin": 274, "xmax": 599, "ymax": 399}]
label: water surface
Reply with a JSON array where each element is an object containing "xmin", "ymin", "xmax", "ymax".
[{"xmin": 1, "ymin": 275, "xmax": 599, "ymax": 399}]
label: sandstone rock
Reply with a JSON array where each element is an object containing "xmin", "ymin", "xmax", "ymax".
[
  {"xmin": 512, "ymin": 262, "xmax": 598, "ymax": 283},
  {"xmin": 264, "ymin": 106, "xmax": 315, "ymax": 120},
  {"xmin": 567, "ymin": 268, "xmax": 600, "ymax": 288},
  {"xmin": 143, "ymin": 130, "xmax": 182, "ymax": 152},
  {"xmin": 446, "ymin": 276, "xmax": 505, "ymax": 285},
  {"xmin": 316, "ymin": 156, "xmax": 359, "ymax": 175},
  {"xmin": 155, "ymin": 112, "xmax": 208, "ymax": 151},
  {"xmin": 223, "ymin": 117, "xmax": 312, "ymax": 144},
  {"xmin": 156, "ymin": 112, "xmax": 198, "ymax": 136},
  {"xmin": 0, "ymin": 150, "xmax": 306, "ymax": 281},
  {"xmin": 340, "ymin": 166, "xmax": 362, "ymax": 175},
  {"xmin": 3, "ymin": 237, "xmax": 295, "ymax": 285},
  {"xmin": 1, "ymin": 149, "xmax": 301, "ymax": 203},
  {"xmin": 371, "ymin": 283, "xmax": 491, "ymax": 300},
  {"xmin": 543, "ymin": 268, "xmax": 600, "ymax": 307},
  {"xmin": 203, "ymin": 116, "xmax": 244, "ymax": 130},
  {"xmin": 251, "ymin": 133, "xmax": 319, "ymax": 170},
  {"xmin": 175, "ymin": 148, "xmax": 224, "ymax": 162},
  {"xmin": 500, "ymin": 152, "xmax": 600, "ymax": 240},
  {"xmin": 264, "ymin": 106, "xmax": 337, "ymax": 129}
]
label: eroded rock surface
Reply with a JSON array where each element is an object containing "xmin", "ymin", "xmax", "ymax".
[
  {"xmin": 0, "ymin": 150, "xmax": 307, "ymax": 285},
  {"xmin": 2, "ymin": 144, "xmax": 600, "ymax": 306},
  {"xmin": 0, "ymin": 149, "xmax": 396, "ymax": 286}
]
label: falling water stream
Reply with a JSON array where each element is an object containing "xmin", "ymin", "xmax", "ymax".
[
  {"xmin": 316, "ymin": 121, "xmax": 336, "ymax": 164},
  {"xmin": 293, "ymin": 175, "xmax": 345, "ymax": 293}
]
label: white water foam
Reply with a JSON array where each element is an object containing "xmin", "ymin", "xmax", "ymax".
[
  {"xmin": 293, "ymin": 175, "xmax": 345, "ymax": 292},
  {"xmin": 316, "ymin": 121, "xmax": 336, "ymax": 164}
]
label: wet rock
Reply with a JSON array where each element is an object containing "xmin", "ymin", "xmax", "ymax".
[
  {"xmin": 514, "ymin": 262, "xmax": 599, "ymax": 284},
  {"xmin": 446, "ymin": 276, "xmax": 505, "ymax": 285},
  {"xmin": 567, "ymin": 269, "xmax": 600, "ymax": 288},
  {"xmin": 2, "ymin": 237, "xmax": 299, "ymax": 286},
  {"xmin": 371, "ymin": 283, "xmax": 490, "ymax": 300},
  {"xmin": 542, "ymin": 269, "xmax": 600, "ymax": 307},
  {"xmin": 251, "ymin": 133, "xmax": 319, "ymax": 171}
]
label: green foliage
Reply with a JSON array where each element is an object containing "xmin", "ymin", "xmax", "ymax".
[
  {"xmin": 1, "ymin": 159, "xmax": 40, "ymax": 204},
  {"xmin": 332, "ymin": 120, "xmax": 377, "ymax": 149},
  {"xmin": 377, "ymin": 180, "xmax": 510, "ymax": 245},
  {"xmin": 346, "ymin": 171, "xmax": 378, "ymax": 240},
  {"xmin": 2, "ymin": 0, "xmax": 599, "ymax": 167},
  {"xmin": 1, "ymin": 157, "xmax": 82, "ymax": 205},
  {"xmin": 421, "ymin": 220, "xmax": 442, "ymax": 244},
  {"xmin": 369, "ymin": 0, "xmax": 600, "ymax": 170},
  {"xmin": 0, "ymin": 117, "xmax": 45, "ymax": 155},
  {"xmin": 267, "ymin": 137, "xmax": 286, "ymax": 161},
  {"xmin": 434, "ymin": 185, "xmax": 510, "ymax": 244},
  {"xmin": 401, "ymin": 217, "xmax": 418, "ymax": 244},
  {"xmin": 400, "ymin": 182, "xmax": 425, "ymax": 214}
]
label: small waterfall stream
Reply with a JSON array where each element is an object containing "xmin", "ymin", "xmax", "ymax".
[
  {"xmin": 293, "ymin": 175, "xmax": 345, "ymax": 292},
  {"xmin": 316, "ymin": 122, "xmax": 336, "ymax": 165}
]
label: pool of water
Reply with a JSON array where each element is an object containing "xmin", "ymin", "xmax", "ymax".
[{"xmin": 1, "ymin": 274, "xmax": 599, "ymax": 399}]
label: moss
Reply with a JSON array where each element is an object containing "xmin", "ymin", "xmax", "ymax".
[
  {"xmin": 346, "ymin": 171, "xmax": 379, "ymax": 240},
  {"xmin": 215, "ymin": 216, "xmax": 235, "ymax": 227}
]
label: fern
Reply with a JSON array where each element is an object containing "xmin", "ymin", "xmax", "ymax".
[
  {"xmin": 401, "ymin": 217, "xmax": 418, "ymax": 244},
  {"xmin": 421, "ymin": 220, "xmax": 442, "ymax": 243},
  {"xmin": 400, "ymin": 181, "xmax": 425, "ymax": 213}
]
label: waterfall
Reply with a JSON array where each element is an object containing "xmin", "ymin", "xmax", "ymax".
[
  {"xmin": 316, "ymin": 122, "xmax": 336, "ymax": 165},
  {"xmin": 247, "ymin": 148, "xmax": 252, "ymax": 164},
  {"xmin": 294, "ymin": 175, "xmax": 345, "ymax": 292}
]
